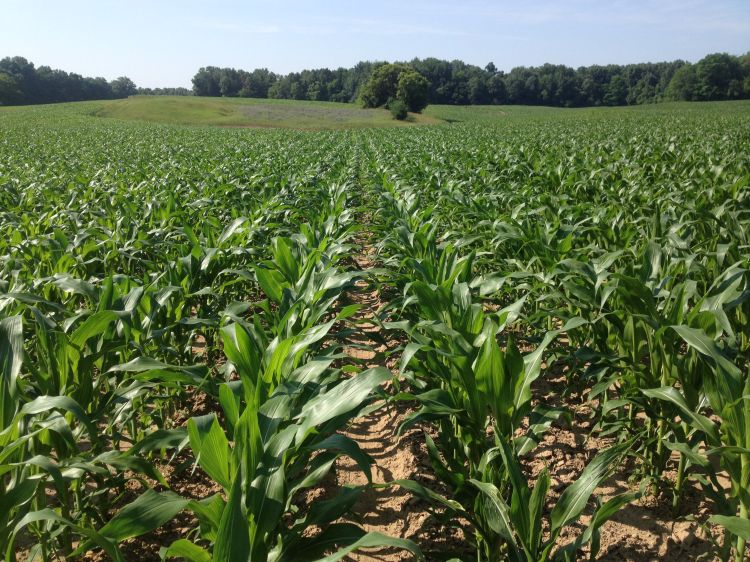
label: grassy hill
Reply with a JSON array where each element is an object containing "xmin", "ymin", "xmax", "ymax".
[
  {"xmin": 94, "ymin": 95, "xmax": 442, "ymax": 129},
  {"xmin": 4, "ymin": 97, "xmax": 749, "ymax": 132}
]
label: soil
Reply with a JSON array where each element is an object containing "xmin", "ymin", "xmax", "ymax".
[
  {"xmin": 523, "ymin": 393, "xmax": 720, "ymax": 562},
  {"xmin": 332, "ymin": 238, "xmax": 470, "ymax": 560},
  {"xmin": 318, "ymin": 234, "xmax": 723, "ymax": 562}
]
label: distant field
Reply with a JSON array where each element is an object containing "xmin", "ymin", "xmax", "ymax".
[
  {"xmin": 94, "ymin": 95, "xmax": 442, "ymax": 129},
  {"xmin": 6, "ymin": 97, "xmax": 747, "ymax": 131},
  {"xmin": 425, "ymin": 99, "xmax": 750, "ymax": 122}
]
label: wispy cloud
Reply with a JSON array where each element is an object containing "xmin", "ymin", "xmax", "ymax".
[
  {"xmin": 429, "ymin": 0, "xmax": 750, "ymax": 33},
  {"xmin": 277, "ymin": 15, "xmax": 470, "ymax": 37},
  {"xmin": 203, "ymin": 21, "xmax": 281, "ymax": 34},
  {"xmin": 200, "ymin": 16, "xmax": 469, "ymax": 37}
]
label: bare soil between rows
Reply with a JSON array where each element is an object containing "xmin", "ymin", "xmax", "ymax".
[{"xmin": 318, "ymin": 234, "xmax": 721, "ymax": 562}]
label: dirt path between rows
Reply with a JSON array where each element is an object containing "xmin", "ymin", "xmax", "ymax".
[
  {"xmin": 328, "ymin": 233, "xmax": 469, "ymax": 561},
  {"xmin": 327, "ymin": 227, "xmax": 722, "ymax": 561}
]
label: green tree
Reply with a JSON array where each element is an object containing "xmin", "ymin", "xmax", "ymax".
[
  {"xmin": 110, "ymin": 76, "xmax": 137, "ymax": 98},
  {"xmin": 396, "ymin": 69, "xmax": 429, "ymax": 112},
  {"xmin": 627, "ymin": 72, "xmax": 658, "ymax": 104},
  {"xmin": 666, "ymin": 64, "xmax": 698, "ymax": 100},
  {"xmin": 0, "ymin": 57, "xmax": 36, "ymax": 103},
  {"xmin": 239, "ymin": 68, "xmax": 277, "ymax": 98},
  {"xmin": 468, "ymin": 75, "xmax": 490, "ymax": 104},
  {"xmin": 488, "ymin": 73, "xmax": 508, "ymax": 104},
  {"xmin": 191, "ymin": 67, "xmax": 222, "ymax": 96},
  {"xmin": 0, "ymin": 72, "xmax": 21, "ymax": 105},
  {"xmin": 0, "ymin": 57, "xmax": 133, "ymax": 104},
  {"xmin": 603, "ymin": 75, "xmax": 627, "ymax": 105},
  {"xmin": 360, "ymin": 63, "xmax": 428, "ymax": 112},
  {"xmin": 694, "ymin": 53, "xmax": 744, "ymax": 100},
  {"xmin": 360, "ymin": 63, "xmax": 408, "ymax": 108},
  {"xmin": 218, "ymin": 69, "xmax": 241, "ymax": 97},
  {"xmin": 741, "ymin": 53, "xmax": 750, "ymax": 97}
]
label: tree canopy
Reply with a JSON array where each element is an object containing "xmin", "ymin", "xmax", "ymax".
[
  {"xmin": 396, "ymin": 69, "xmax": 429, "ymax": 112},
  {"xmin": 191, "ymin": 53, "xmax": 750, "ymax": 108},
  {"xmin": 192, "ymin": 66, "xmax": 278, "ymax": 98},
  {"xmin": 0, "ymin": 56, "xmax": 139, "ymax": 106},
  {"xmin": 358, "ymin": 63, "xmax": 429, "ymax": 113},
  {"xmin": 359, "ymin": 63, "xmax": 408, "ymax": 108},
  {"xmin": 2, "ymin": 52, "xmax": 748, "ymax": 109}
]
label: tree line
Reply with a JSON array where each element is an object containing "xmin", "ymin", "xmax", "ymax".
[
  {"xmin": 2, "ymin": 52, "xmax": 748, "ymax": 108},
  {"xmin": 0, "ymin": 56, "xmax": 140, "ymax": 106},
  {"xmin": 193, "ymin": 52, "xmax": 750, "ymax": 107},
  {"xmin": 136, "ymin": 86, "xmax": 191, "ymax": 96},
  {"xmin": 0, "ymin": 57, "xmax": 192, "ymax": 106}
]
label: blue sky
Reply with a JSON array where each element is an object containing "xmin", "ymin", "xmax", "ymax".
[{"xmin": 1, "ymin": 0, "xmax": 748, "ymax": 88}]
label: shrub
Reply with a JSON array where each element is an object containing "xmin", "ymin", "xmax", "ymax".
[{"xmin": 389, "ymin": 99, "xmax": 408, "ymax": 120}]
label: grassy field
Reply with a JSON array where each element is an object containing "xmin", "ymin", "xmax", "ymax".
[
  {"xmin": 93, "ymin": 95, "xmax": 443, "ymax": 128},
  {"xmin": 92, "ymin": 96, "xmax": 750, "ymax": 129},
  {"xmin": 425, "ymin": 99, "xmax": 750, "ymax": 122},
  {"xmin": 7, "ymin": 96, "xmax": 748, "ymax": 130},
  {"xmin": 1, "ymin": 99, "xmax": 750, "ymax": 562}
]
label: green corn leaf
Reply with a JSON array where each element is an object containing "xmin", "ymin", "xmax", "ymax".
[
  {"xmin": 289, "ymin": 357, "xmax": 335, "ymax": 385},
  {"xmin": 214, "ymin": 470, "xmax": 250, "ymax": 562},
  {"xmin": 709, "ymin": 515, "xmax": 750, "ymax": 541},
  {"xmin": 311, "ymin": 434, "xmax": 374, "ymax": 483},
  {"xmin": 295, "ymin": 367, "xmax": 390, "ymax": 442},
  {"xmin": 15, "ymin": 509, "xmax": 124, "ymax": 562},
  {"xmin": 187, "ymin": 494, "xmax": 225, "ymax": 542},
  {"xmin": 581, "ymin": 486, "xmax": 645, "ymax": 559},
  {"xmin": 163, "ymin": 539, "xmax": 212, "ymax": 562},
  {"xmin": 529, "ymin": 468, "xmax": 550, "ymax": 553},
  {"xmin": 399, "ymin": 342, "xmax": 423, "ymax": 374},
  {"xmin": 297, "ymin": 486, "xmax": 362, "ymax": 530},
  {"xmin": 288, "ymin": 523, "xmax": 424, "ymax": 562},
  {"xmin": 130, "ymin": 428, "xmax": 187, "ymax": 455},
  {"xmin": 286, "ymin": 452, "xmax": 338, "ymax": 503},
  {"xmin": 69, "ymin": 310, "xmax": 119, "ymax": 348},
  {"xmin": 392, "ymin": 478, "xmax": 465, "ymax": 513},
  {"xmin": 93, "ymin": 450, "xmax": 169, "ymax": 487},
  {"xmin": 0, "ymin": 315, "xmax": 23, "ymax": 426},
  {"xmin": 99, "ymin": 489, "xmax": 189, "ymax": 542},
  {"xmin": 272, "ymin": 237, "xmax": 300, "ymax": 284},
  {"xmin": 188, "ymin": 415, "xmax": 232, "ymax": 490},
  {"xmin": 221, "ymin": 322, "xmax": 261, "ymax": 398},
  {"xmin": 255, "ymin": 266, "xmax": 287, "ymax": 304},
  {"xmin": 550, "ymin": 442, "xmax": 629, "ymax": 532},
  {"xmin": 671, "ymin": 325, "xmax": 743, "ymax": 382},
  {"xmin": 497, "ymin": 440, "xmax": 531, "ymax": 546},
  {"xmin": 20, "ymin": 395, "xmax": 100, "ymax": 446},
  {"xmin": 218, "ymin": 216, "xmax": 249, "ymax": 245},
  {"xmin": 50, "ymin": 275, "xmax": 97, "ymax": 301},
  {"xmin": 318, "ymin": 531, "xmax": 424, "ymax": 562},
  {"xmin": 641, "ymin": 386, "xmax": 720, "ymax": 445},
  {"xmin": 468, "ymin": 479, "xmax": 516, "ymax": 542},
  {"xmin": 664, "ymin": 441, "xmax": 710, "ymax": 468},
  {"xmin": 518, "ymin": 317, "xmax": 587, "ymax": 414},
  {"xmin": 219, "ymin": 383, "xmax": 241, "ymax": 430}
]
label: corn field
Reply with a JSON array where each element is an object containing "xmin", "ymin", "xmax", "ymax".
[{"xmin": 1, "ymin": 100, "xmax": 749, "ymax": 561}]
